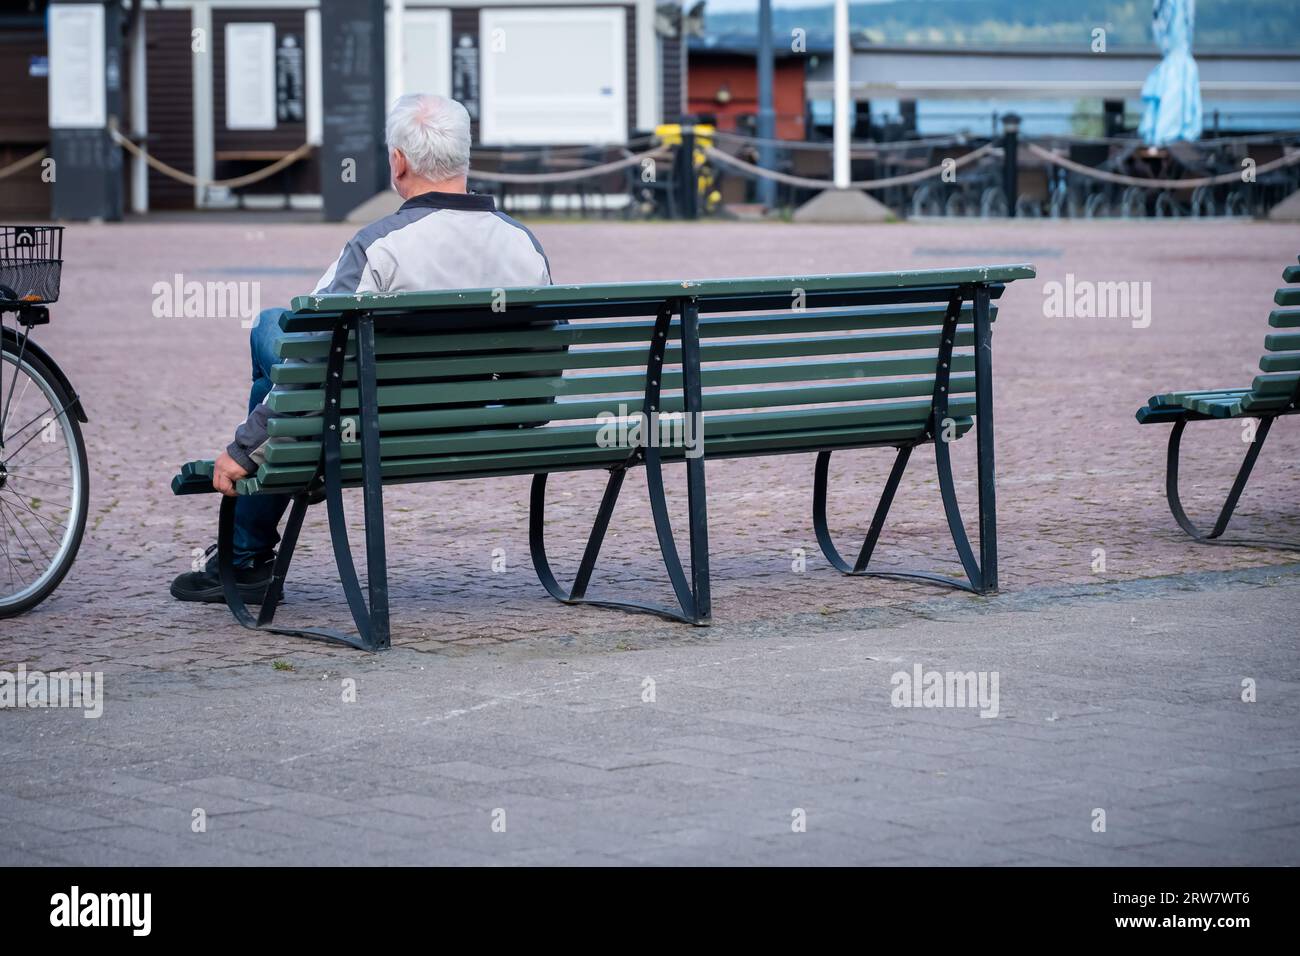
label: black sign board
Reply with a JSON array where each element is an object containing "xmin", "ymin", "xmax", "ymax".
[
  {"xmin": 277, "ymin": 34, "xmax": 305, "ymax": 124},
  {"xmin": 51, "ymin": 129, "xmax": 123, "ymax": 222},
  {"xmin": 320, "ymin": 0, "xmax": 387, "ymax": 221},
  {"xmin": 452, "ymin": 33, "xmax": 479, "ymax": 121}
]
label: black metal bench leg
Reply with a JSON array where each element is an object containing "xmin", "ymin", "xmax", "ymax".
[
  {"xmin": 312, "ymin": 313, "xmax": 390, "ymax": 650},
  {"xmin": 211, "ymin": 316, "xmax": 386, "ymax": 651},
  {"xmin": 529, "ymin": 467, "xmax": 707, "ymax": 624},
  {"xmin": 813, "ymin": 444, "xmax": 912, "ymax": 575},
  {"xmin": 355, "ymin": 313, "xmax": 391, "ymax": 649},
  {"xmin": 972, "ymin": 284, "xmax": 998, "ymax": 591},
  {"xmin": 812, "ymin": 444, "xmax": 982, "ymax": 593},
  {"xmin": 679, "ymin": 297, "xmax": 711, "ymax": 622},
  {"xmin": 526, "ymin": 295, "xmax": 711, "ymax": 625},
  {"xmin": 811, "ymin": 286, "xmax": 991, "ymax": 594},
  {"xmin": 216, "ymin": 492, "xmax": 373, "ymax": 648},
  {"xmin": 529, "ymin": 467, "xmax": 625, "ymax": 605},
  {"xmin": 1166, "ymin": 415, "xmax": 1298, "ymax": 549},
  {"xmin": 256, "ymin": 492, "xmax": 308, "ymax": 623},
  {"xmin": 218, "ymin": 491, "xmax": 297, "ymax": 631},
  {"xmin": 933, "ymin": 422, "xmax": 985, "ymax": 589}
]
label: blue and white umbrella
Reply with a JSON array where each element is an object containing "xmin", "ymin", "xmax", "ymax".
[{"xmin": 1139, "ymin": 0, "xmax": 1203, "ymax": 146}]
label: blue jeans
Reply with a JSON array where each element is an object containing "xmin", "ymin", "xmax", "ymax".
[{"xmin": 232, "ymin": 308, "xmax": 292, "ymax": 566}]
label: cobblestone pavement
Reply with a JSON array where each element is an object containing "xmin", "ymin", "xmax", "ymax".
[
  {"xmin": 1, "ymin": 219, "xmax": 1298, "ymax": 864},
  {"xmin": 2, "ymin": 566, "xmax": 1298, "ymax": 865}
]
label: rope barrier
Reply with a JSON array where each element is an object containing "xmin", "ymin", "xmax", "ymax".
[
  {"xmin": 108, "ymin": 124, "xmax": 313, "ymax": 189},
  {"xmin": 702, "ymin": 142, "xmax": 1000, "ymax": 191},
  {"xmin": 467, "ymin": 145, "xmax": 672, "ymax": 184},
  {"xmin": 0, "ymin": 148, "xmax": 48, "ymax": 180},
  {"xmin": 1025, "ymin": 142, "xmax": 1300, "ymax": 190}
]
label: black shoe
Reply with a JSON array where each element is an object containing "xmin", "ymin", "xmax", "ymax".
[{"xmin": 170, "ymin": 545, "xmax": 277, "ymax": 605}]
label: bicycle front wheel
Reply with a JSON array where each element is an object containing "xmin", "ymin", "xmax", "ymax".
[{"xmin": 0, "ymin": 339, "xmax": 88, "ymax": 617}]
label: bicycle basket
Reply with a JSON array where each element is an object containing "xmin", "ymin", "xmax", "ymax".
[{"xmin": 0, "ymin": 225, "xmax": 63, "ymax": 305}]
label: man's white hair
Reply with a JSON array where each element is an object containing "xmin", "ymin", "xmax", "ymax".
[{"xmin": 385, "ymin": 94, "xmax": 472, "ymax": 182}]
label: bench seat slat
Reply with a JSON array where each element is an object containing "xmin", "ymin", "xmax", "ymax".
[
  {"xmin": 1149, "ymin": 389, "xmax": 1246, "ymax": 419},
  {"xmin": 1240, "ymin": 396, "xmax": 1295, "ymax": 414},
  {"xmin": 1188, "ymin": 400, "xmax": 1243, "ymax": 417},
  {"xmin": 1274, "ymin": 288, "xmax": 1300, "ymax": 307},
  {"xmin": 1269, "ymin": 309, "xmax": 1300, "ymax": 329},
  {"xmin": 1153, "ymin": 388, "xmax": 1250, "ymax": 405}
]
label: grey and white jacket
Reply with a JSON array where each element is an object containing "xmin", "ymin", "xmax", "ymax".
[{"xmin": 227, "ymin": 191, "xmax": 551, "ymax": 473}]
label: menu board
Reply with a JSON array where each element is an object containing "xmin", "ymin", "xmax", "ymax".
[
  {"xmin": 226, "ymin": 22, "xmax": 277, "ymax": 130},
  {"xmin": 48, "ymin": 4, "xmax": 106, "ymax": 129}
]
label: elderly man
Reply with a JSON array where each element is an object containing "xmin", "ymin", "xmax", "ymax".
[{"xmin": 171, "ymin": 94, "xmax": 550, "ymax": 604}]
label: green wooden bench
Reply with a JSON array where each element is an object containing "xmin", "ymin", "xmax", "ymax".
[
  {"xmin": 173, "ymin": 265, "xmax": 1035, "ymax": 650},
  {"xmin": 1137, "ymin": 257, "xmax": 1300, "ymax": 547}
]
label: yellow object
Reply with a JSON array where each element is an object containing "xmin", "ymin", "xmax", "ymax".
[
  {"xmin": 654, "ymin": 123, "xmax": 683, "ymax": 146},
  {"xmin": 654, "ymin": 123, "xmax": 715, "ymax": 152}
]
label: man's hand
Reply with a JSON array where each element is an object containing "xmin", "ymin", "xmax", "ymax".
[{"xmin": 212, "ymin": 451, "xmax": 250, "ymax": 497}]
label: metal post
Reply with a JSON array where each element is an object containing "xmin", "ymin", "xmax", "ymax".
[
  {"xmin": 1001, "ymin": 112, "xmax": 1020, "ymax": 218},
  {"xmin": 972, "ymin": 285, "xmax": 997, "ymax": 591},
  {"xmin": 678, "ymin": 125, "xmax": 698, "ymax": 219},
  {"xmin": 755, "ymin": 0, "xmax": 776, "ymax": 208},
  {"xmin": 191, "ymin": 1, "xmax": 214, "ymax": 209},
  {"xmin": 832, "ymin": 0, "xmax": 851, "ymax": 189},
  {"xmin": 129, "ymin": 9, "xmax": 148, "ymax": 214},
  {"xmin": 679, "ymin": 297, "xmax": 711, "ymax": 621},
  {"xmin": 356, "ymin": 313, "xmax": 391, "ymax": 647},
  {"xmin": 1103, "ymin": 99, "xmax": 1124, "ymax": 138}
]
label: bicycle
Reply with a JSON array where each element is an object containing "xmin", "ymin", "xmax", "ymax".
[{"xmin": 0, "ymin": 225, "xmax": 89, "ymax": 617}]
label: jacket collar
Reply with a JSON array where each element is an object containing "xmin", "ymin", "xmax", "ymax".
[{"xmin": 398, "ymin": 190, "xmax": 497, "ymax": 212}]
